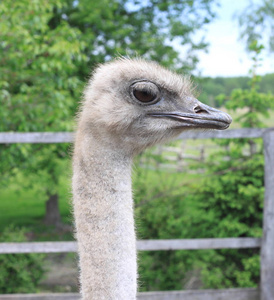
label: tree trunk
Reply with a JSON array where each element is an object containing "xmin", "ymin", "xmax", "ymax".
[
  {"xmin": 249, "ymin": 139, "xmax": 257, "ymax": 155},
  {"xmin": 44, "ymin": 193, "xmax": 62, "ymax": 227}
]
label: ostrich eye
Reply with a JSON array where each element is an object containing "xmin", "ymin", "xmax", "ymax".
[
  {"xmin": 131, "ymin": 81, "xmax": 160, "ymax": 105},
  {"xmin": 133, "ymin": 89, "xmax": 156, "ymax": 103}
]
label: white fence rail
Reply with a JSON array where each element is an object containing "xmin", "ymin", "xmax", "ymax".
[
  {"xmin": 0, "ymin": 128, "xmax": 271, "ymax": 144},
  {"xmin": 1, "ymin": 128, "xmax": 274, "ymax": 300},
  {"xmin": 0, "ymin": 288, "xmax": 260, "ymax": 300},
  {"xmin": 0, "ymin": 237, "xmax": 262, "ymax": 254}
]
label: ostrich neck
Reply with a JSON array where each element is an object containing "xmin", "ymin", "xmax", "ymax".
[{"xmin": 72, "ymin": 133, "xmax": 137, "ymax": 300}]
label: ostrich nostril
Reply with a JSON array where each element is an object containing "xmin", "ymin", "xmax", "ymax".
[{"xmin": 194, "ymin": 105, "xmax": 208, "ymax": 114}]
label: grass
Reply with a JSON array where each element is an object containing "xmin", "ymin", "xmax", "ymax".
[
  {"xmin": 0, "ymin": 164, "xmax": 198, "ymax": 293},
  {"xmin": 0, "ymin": 108, "xmax": 273, "ymax": 239},
  {"xmin": 0, "ymin": 170, "xmax": 73, "ymax": 241},
  {"xmin": 0, "ymin": 157, "xmax": 199, "ymax": 241}
]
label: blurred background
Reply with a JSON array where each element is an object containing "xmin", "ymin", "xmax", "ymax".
[{"xmin": 0, "ymin": 0, "xmax": 273, "ymax": 294}]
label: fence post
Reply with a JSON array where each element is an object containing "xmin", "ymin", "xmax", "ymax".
[{"xmin": 261, "ymin": 129, "xmax": 274, "ymax": 300}]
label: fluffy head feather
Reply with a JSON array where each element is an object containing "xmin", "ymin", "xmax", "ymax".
[{"xmin": 77, "ymin": 58, "xmax": 231, "ymax": 155}]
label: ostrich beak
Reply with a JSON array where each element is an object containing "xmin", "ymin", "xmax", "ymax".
[{"xmin": 148, "ymin": 100, "xmax": 232, "ymax": 130}]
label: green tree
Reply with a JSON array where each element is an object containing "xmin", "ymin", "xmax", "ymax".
[
  {"xmin": 0, "ymin": 0, "xmax": 218, "ymax": 226},
  {"xmin": 189, "ymin": 41, "xmax": 274, "ymax": 288},
  {"xmin": 237, "ymin": 0, "xmax": 274, "ymax": 53},
  {"xmin": 0, "ymin": 225, "xmax": 45, "ymax": 293},
  {"xmin": 63, "ymin": 0, "xmax": 217, "ymax": 75},
  {"xmin": 197, "ymin": 73, "xmax": 274, "ymax": 108},
  {"xmin": 0, "ymin": 0, "xmax": 86, "ymax": 226},
  {"xmin": 134, "ymin": 41, "xmax": 274, "ymax": 292}
]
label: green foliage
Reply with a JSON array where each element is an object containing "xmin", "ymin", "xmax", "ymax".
[
  {"xmin": 0, "ymin": 225, "xmax": 45, "ymax": 293},
  {"xmin": 0, "ymin": 0, "xmax": 217, "ymax": 220},
  {"xmin": 134, "ymin": 42, "xmax": 274, "ymax": 292},
  {"xmin": 218, "ymin": 41, "xmax": 274, "ymax": 127},
  {"xmin": 134, "ymin": 148, "xmax": 263, "ymax": 290},
  {"xmin": 184, "ymin": 145, "xmax": 263, "ymax": 288},
  {"xmin": 0, "ymin": 1, "xmax": 85, "ymax": 132},
  {"xmin": 133, "ymin": 158, "xmax": 200, "ymax": 291},
  {"xmin": 3, "ymin": 0, "xmax": 272, "ymax": 292},
  {"xmin": 64, "ymin": 0, "xmax": 217, "ymax": 74},
  {"xmin": 196, "ymin": 149, "xmax": 264, "ymax": 235},
  {"xmin": 198, "ymin": 250, "xmax": 260, "ymax": 289},
  {"xmin": 0, "ymin": 0, "xmax": 84, "ymax": 198},
  {"xmin": 237, "ymin": 0, "xmax": 274, "ymax": 52},
  {"xmin": 187, "ymin": 42, "xmax": 272, "ymax": 288},
  {"xmin": 198, "ymin": 72, "xmax": 274, "ymax": 108}
]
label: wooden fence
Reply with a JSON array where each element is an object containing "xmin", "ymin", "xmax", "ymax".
[{"xmin": 0, "ymin": 128, "xmax": 274, "ymax": 300}]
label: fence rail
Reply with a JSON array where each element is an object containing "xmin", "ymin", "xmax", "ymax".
[
  {"xmin": 1, "ymin": 128, "xmax": 274, "ymax": 300},
  {"xmin": 0, "ymin": 288, "xmax": 260, "ymax": 300},
  {"xmin": 0, "ymin": 237, "xmax": 261, "ymax": 254},
  {"xmin": 0, "ymin": 128, "xmax": 272, "ymax": 144}
]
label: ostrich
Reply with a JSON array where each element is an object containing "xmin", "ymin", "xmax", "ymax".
[{"xmin": 72, "ymin": 58, "xmax": 232, "ymax": 300}]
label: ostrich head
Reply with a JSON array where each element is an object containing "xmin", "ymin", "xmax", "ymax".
[{"xmin": 80, "ymin": 58, "xmax": 232, "ymax": 155}]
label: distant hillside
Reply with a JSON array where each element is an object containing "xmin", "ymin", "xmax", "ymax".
[{"xmin": 197, "ymin": 73, "xmax": 274, "ymax": 107}]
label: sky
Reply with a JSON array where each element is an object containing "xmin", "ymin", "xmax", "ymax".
[{"xmin": 195, "ymin": 0, "xmax": 274, "ymax": 77}]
